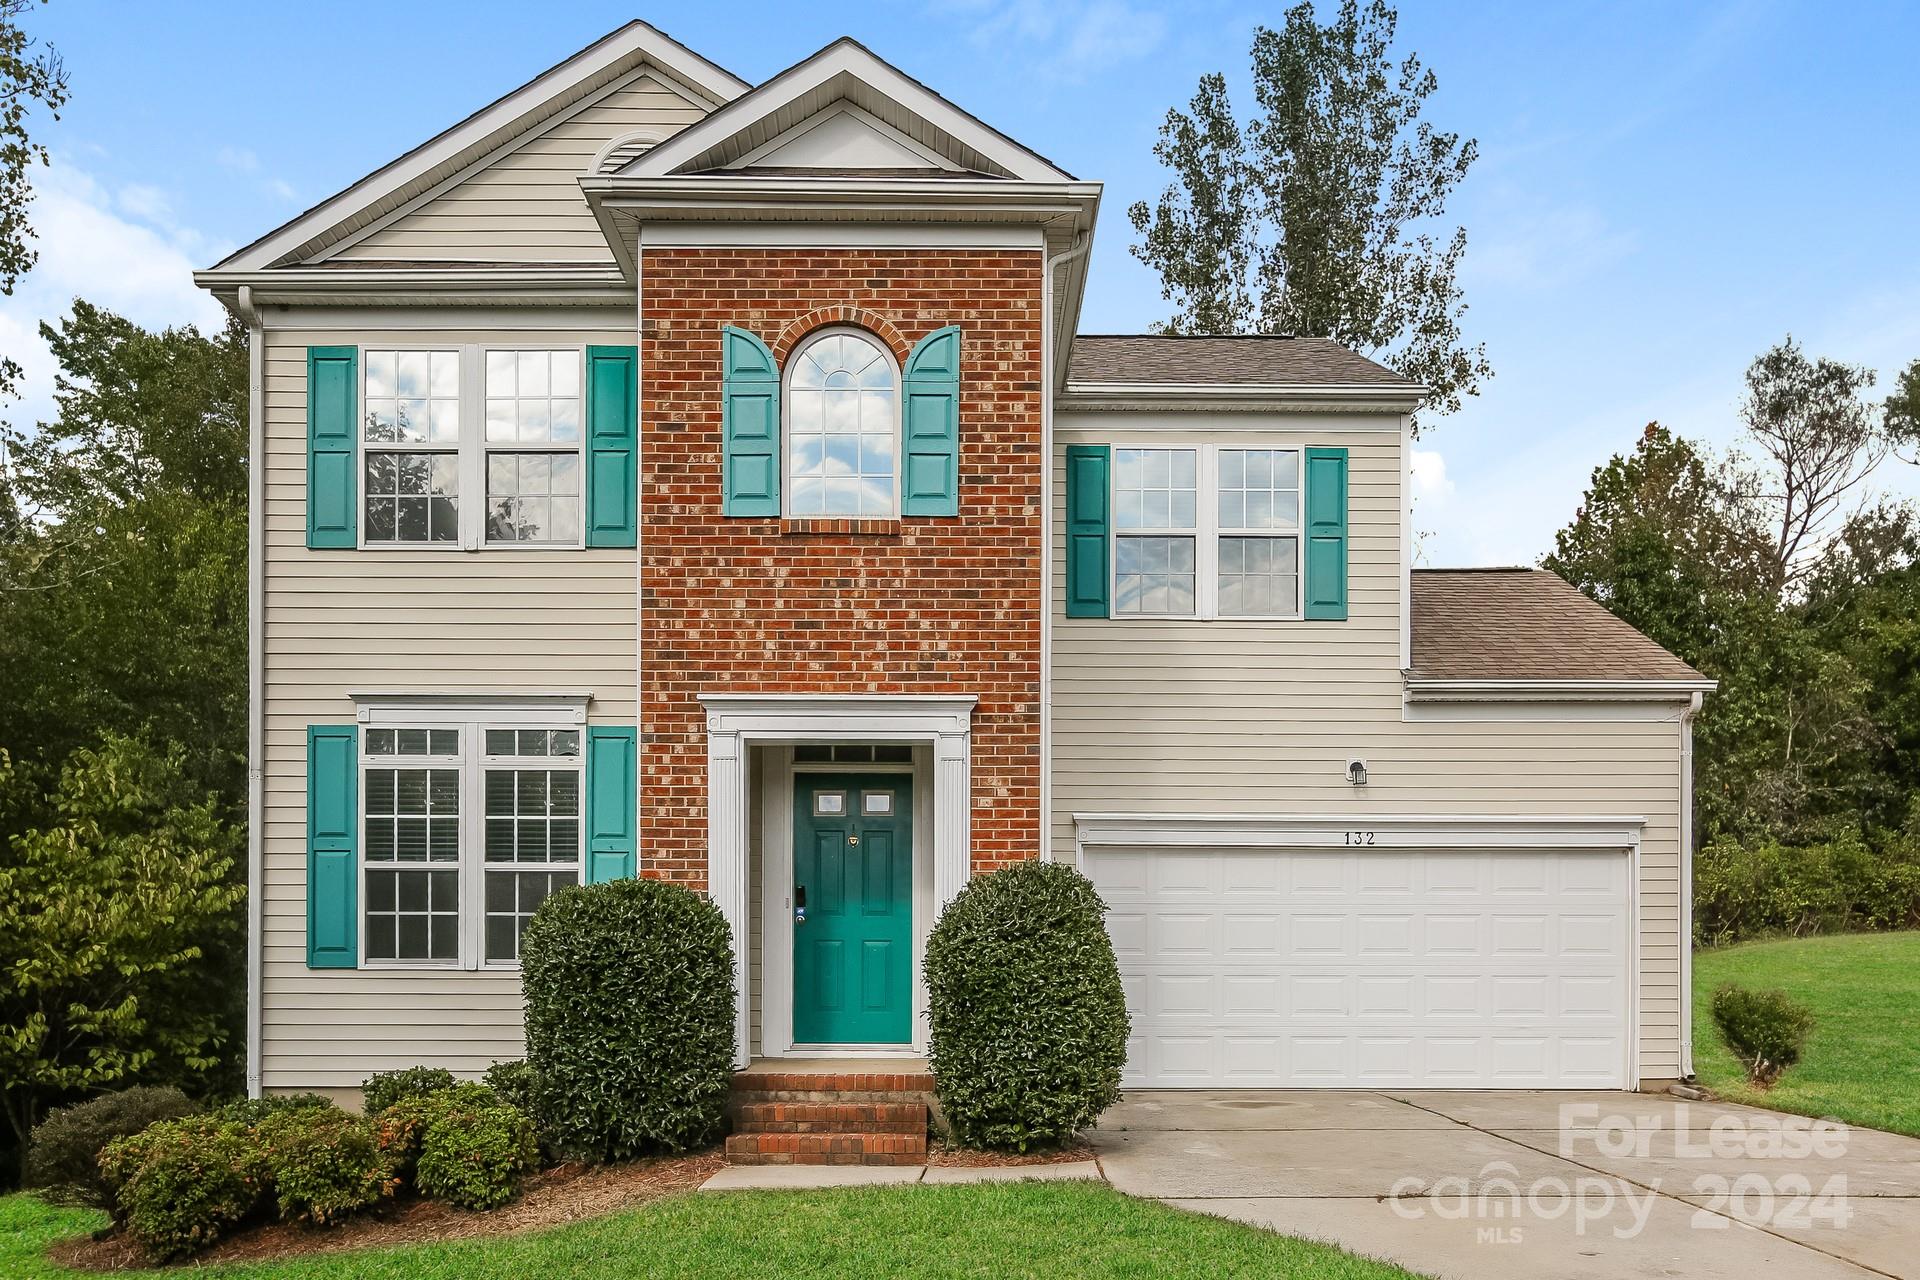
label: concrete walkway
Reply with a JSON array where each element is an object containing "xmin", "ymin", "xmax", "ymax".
[
  {"xmin": 700, "ymin": 1160, "xmax": 1102, "ymax": 1190},
  {"xmin": 1089, "ymin": 1090, "xmax": 1920, "ymax": 1279}
]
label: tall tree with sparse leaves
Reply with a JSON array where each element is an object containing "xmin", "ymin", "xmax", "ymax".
[
  {"xmin": 0, "ymin": 0, "xmax": 68, "ymax": 404},
  {"xmin": 1129, "ymin": 0, "xmax": 1488, "ymax": 422}
]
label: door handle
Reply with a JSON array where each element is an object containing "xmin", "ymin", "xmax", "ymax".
[{"xmin": 794, "ymin": 883, "xmax": 806, "ymax": 925}]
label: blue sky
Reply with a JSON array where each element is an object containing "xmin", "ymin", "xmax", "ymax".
[{"xmin": 8, "ymin": 0, "xmax": 1918, "ymax": 564}]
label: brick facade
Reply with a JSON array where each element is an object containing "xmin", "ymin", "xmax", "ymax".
[{"xmin": 636, "ymin": 248, "xmax": 1045, "ymax": 887}]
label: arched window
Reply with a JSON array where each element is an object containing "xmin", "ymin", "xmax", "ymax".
[{"xmin": 785, "ymin": 329, "xmax": 898, "ymax": 517}]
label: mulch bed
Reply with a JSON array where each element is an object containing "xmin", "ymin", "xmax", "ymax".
[
  {"xmin": 925, "ymin": 1137, "xmax": 1098, "ymax": 1166},
  {"xmin": 49, "ymin": 1152, "xmax": 726, "ymax": 1272}
]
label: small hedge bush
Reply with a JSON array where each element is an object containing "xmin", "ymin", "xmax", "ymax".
[
  {"xmin": 1694, "ymin": 828, "xmax": 1920, "ymax": 943},
  {"xmin": 25, "ymin": 1087, "xmax": 198, "ymax": 1207},
  {"xmin": 98, "ymin": 1114, "xmax": 269, "ymax": 1261},
  {"xmin": 414, "ymin": 1096, "xmax": 539, "ymax": 1211},
  {"xmin": 520, "ymin": 878, "xmax": 736, "ymax": 1160},
  {"xmin": 215, "ymin": 1092, "xmax": 334, "ymax": 1128},
  {"xmin": 371, "ymin": 1082, "xmax": 500, "ymax": 1177},
  {"xmin": 1712, "ymin": 984, "xmax": 1815, "ymax": 1086},
  {"xmin": 361, "ymin": 1066, "xmax": 458, "ymax": 1115},
  {"xmin": 926, "ymin": 860, "xmax": 1129, "ymax": 1150},
  {"xmin": 482, "ymin": 1060, "xmax": 540, "ymax": 1116},
  {"xmin": 256, "ymin": 1107, "xmax": 398, "ymax": 1225}
]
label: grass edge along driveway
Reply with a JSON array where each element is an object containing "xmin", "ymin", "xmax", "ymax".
[
  {"xmin": 1692, "ymin": 930, "xmax": 1920, "ymax": 1138},
  {"xmin": 2, "ymin": 1180, "xmax": 1428, "ymax": 1280}
]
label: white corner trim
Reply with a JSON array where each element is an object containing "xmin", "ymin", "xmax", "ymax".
[
  {"xmin": 1073, "ymin": 812, "xmax": 1647, "ymax": 855},
  {"xmin": 1680, "ymin": 689, "xmax": 1703, "ymax": 1077},
  {"xmin": 1405, "ymin": 677, "xmax": 1718, "ymax": 703}
]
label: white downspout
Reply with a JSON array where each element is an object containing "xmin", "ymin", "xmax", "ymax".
[
  {"xmin": 1679, "ymin": 688, "xmax": 1702, "ymax": 1078},
  {"xmin": 237, "ymin": 284, "xmax": 265, "ymax": 1099},
  {"xmin": 1039, "ymin": 232, "xmax": 1091, "ymax": 862}
]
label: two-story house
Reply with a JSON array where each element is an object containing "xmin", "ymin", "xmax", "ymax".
[{"xmin": 196, "ymin": 23, "xmax": 1712, "ymax": 1104}]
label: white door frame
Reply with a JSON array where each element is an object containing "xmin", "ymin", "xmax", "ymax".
[
  {"xmin": 698, "ymin": 694, "xmax": 976, "ymax": 1068},
  {"xmin": 1073, "ymin": 812, "xmax": 1645, "ymax": 1090}
]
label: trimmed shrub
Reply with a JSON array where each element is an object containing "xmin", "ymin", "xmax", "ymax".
[
  {"xmin": 214, "ymin": 1092, "xmax": 334, "ymax": 1128},
  {"xmin": 926, "ymin": 860, "xmax": 1128, "ymax": 1151},
  {"xmin": 361, "ymin": 1066, "xmax": 458, "ymax": 1115},
  {"xmin": 371, "ymin": 1082, "xmax": 500, "ymax": 1177},
  {"xmin": 1712, "ymin": 984, "xmax": 1815, "ymax": 1086},
  {"xmin": 414, "ymin": 1098, "xmax": 539, "ymax": 1211},
  {"xmin": 481, "ymin": 1060, "xmax": 539, "ymax": 1116},
  {"xmin": 256, "ymin": 1107, "xmax": 398, "ymax": 1225},
  {"xmin": 98, "ymin": 1114, "xmax": 269, "ymax": 1261},
  {"xmin": 1694, "ymin": 829, "xmax": 1920, "ymax": 944},
  {"xmin": 520, "ymin": 878, "xmax": 735, "ymax": 1160},
  {"xmin": 25, "ymin": 1087, "xmax": 197, "ymax": 1207}
]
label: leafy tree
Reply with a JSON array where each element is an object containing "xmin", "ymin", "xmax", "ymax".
[
  {"xmin": 1129, "ymin": 0, "xmax": 1489, "ymax": 419},
  {"xmin": 1739, "ymin": 336, "xmax": 1884, "ymax": 592},
  {"xmin": 0, "ymin": 735, "xmax": 245, "ymax": 1178},
  {"xmin": 0, "ymin": 0, "xmax": 69, "ymax": 402}
]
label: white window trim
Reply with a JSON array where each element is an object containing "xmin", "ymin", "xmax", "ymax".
[
  {"xmin": 780, "ymin": 326, "xmax": 903, "ymax": 520},
  {"xmin": 356, "ymin": 342, "xmax": 588, "ymax": 552},
  {"xmin": 1110, "ymin": 443, "xmax": 1304, "ymax": 621},
  {"xmin": 355, "ymin": 711, "xmax": 584, "ymax": 972}
]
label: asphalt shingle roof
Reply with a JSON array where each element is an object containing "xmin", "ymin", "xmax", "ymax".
[
  {"xmin": 1409, "ymin": 568, "xmax": 1707, "ymax": 682},
  {"xmin": 1067, "ymin": 334, "xmax": 1419, "ymax": 388}
]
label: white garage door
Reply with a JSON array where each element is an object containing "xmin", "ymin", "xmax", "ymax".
[{"xmin": 1086, "ymin": 845, "xmax": 1631, "ymax": 1089}]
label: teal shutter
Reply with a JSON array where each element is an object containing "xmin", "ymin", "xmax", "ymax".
[
  {"xmin": 901, "ymin": 326, "xmax": 961, "ymax": 516},
  {"xmin": 306, "ymin": 347, "xmax": 358, "ymax": 548},
  {"xmin": 306, "ymin": 725, "xmax": 358, "ymax": 969},
  {"xmin": 1064, "ymin": 444, "xmax": 1111, "ymax": 618},
  {"xmin": 585, "ymin": 346, "xmax": 638, "ymax": 547},
  {"xmin": 585, "ymin": 727, "xmax": 637, "ymax": 883},
  {"xmin": 721, "ymin": 327, "xmax": 779, "ymax": 516},
  {"xmin": 1303, "ymin": 446, "xmax": 1349, "ymax": 621}
]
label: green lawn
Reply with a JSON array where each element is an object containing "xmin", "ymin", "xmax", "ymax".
[
  {"xmin": 1, "ymin": 1182, "xmax": 1424, "ymax": 1280},
  {"xmin": 1693, "ymin": 930, "xmax": 1920, "ymax": 1137}
]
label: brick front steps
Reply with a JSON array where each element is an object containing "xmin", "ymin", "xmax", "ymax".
[{"xmin": 726, "ymin": 1068, "xmax": 934, "ymax": 1167}]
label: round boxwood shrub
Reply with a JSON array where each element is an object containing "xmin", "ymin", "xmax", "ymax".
[
  {"xmin": 361, "ymin": 1066, "xmax": 458, "ymax": 1115},
  {"xmin": 98, "ymin": 1114, "xmax": 270, "ymax": 1261},
  {"xmin": 256, "ymin": 1107, "xmax": 398, "ymax": 1225},
  {"xmin": 481, "ymin": 1060, "xmax": 539, "ymax": 1116},
  {"xmin": 926, "ymin": 860, "xmax": 1129, "ymax": 1150},
  {"xmin": 25, "ymin": 1086, "xmax": 198, "ymax": 1207},
  {"xmin": 1712, "ymin": 984, "xmax": 1815, "ymax": 1086},
  {"xmin": 414, "ymin": 1096, "xmax": 539, "ymax": 1211},
  {"xmin": 371, "ymin": 1082, "xmax": 500, "ymax": 1177},
  {"xmin": 520, "ymin": 878, "xmax": 735, "ymax": 1160}
]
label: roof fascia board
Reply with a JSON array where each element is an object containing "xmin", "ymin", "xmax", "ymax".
[
  {"xmin": 210, "ymin": 22, "xmax": 747, "ymax": 273},
  {"xmin": 1059, "ymin": 381, "xmax": 1425, "ymax": 412},
  {"xmin": 627, "ymin": 40, "xmax": 1072, "ymax": 183},
  {"xmin": 1404, "ymin": 677, "xmax": 1718, "ymax": 702},
  {"xmin": 307, "ymin": 65, "xmax": 686, "ymax": 266}
]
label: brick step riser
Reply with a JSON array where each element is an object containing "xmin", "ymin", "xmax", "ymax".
[
  {"xmin": 727, "ymin": 1151, "xmax": 927, "ymax": 1167},
  {"xmin": 730, "ymin": 1089, "xmax": 933, "ymax": 1106},
  {"xmin": 738, "ymin": 1119, "xmax": 925, "ymax": 1135},
  {"xmin": 725, "ymin": 1131, "xmax": 927, "ymax": 1167},
  {"xmin": 735, "ymin": 1103, "xmax": 925, "ymax": 1135},
  {"xmin": 731, "ymin": 1074, "xmax": 935, "ymax": 1094}
]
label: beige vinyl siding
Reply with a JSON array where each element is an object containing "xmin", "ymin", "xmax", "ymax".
[
  {"xmin": 260, "ymin": 320, "xmax": 636, "ymax": 1090},
  {"xmin": 1050, "ymin": 416, "xmax": 1691, "ymax": 1081},
  {"xmin": 330, "ymin": 74, "xmax": 707, "ymax": 264}
]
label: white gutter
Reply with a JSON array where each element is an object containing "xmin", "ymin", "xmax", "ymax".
[
  {"xmin": 236, "ymin": 284, "xmax": 264, "ymax": 1099},
  {"xmin": 1405, "ymin": 676, "xmax": 1718, "ymax": 702},
  {"xmin": 1059, "ymin": 381, "xmax": 1426, "ymax": 412},
  {"xmin": 1038, "ymin": 231, "xmax": 1092, "ymax": 862},
  {"xmin": 1680, "ymin": 688, "xmax": 1703, "ymax": 1077}
]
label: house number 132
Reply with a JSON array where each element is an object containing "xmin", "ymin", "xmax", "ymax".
[{"xmin": 1344, "ymin": 831, "xmax": 1376, "ymax": 846}]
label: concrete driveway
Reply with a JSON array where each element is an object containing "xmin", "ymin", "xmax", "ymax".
[{"xmin": 1089, "ymin": 1091, "xmax": 1920, "ymax": 1279}]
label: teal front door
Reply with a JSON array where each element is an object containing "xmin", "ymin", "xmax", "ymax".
[{"xmin": 792, "ymin": 774, "xmax": 913, "ymax": 1045}]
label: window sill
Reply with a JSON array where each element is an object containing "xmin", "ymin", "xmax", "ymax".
[{"xmin": 780, "ymin": 518, "xmax": 903, "ymax": 537}]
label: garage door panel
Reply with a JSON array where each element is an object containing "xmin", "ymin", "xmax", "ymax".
[{"xmin": 1088, "ymin": 846, "xmax": 1631, "ymax": 1089}]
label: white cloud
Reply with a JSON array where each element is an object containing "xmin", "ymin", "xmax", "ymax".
[
  {"xmin": 0, "ymin": 158, "xmax": 229, "ymax": 432},
  {"xmin": 215, "ymin": 145, "xmax": 259, "ymax": 174},
  {"xmin": 265, "ymin": 177, "xmax": 298, "ymax": 203},
  {"xmin": 1464, "ymin": 189, "xmax": 1638, "ymax": 292},
  {"xmin": 939, "ymin": 0, "xmax": 1168, "ymax": 83}
]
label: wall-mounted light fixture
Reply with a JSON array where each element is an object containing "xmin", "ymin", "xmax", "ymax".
[{"xmin": 1346, "ymin": 758, "xmax": 1369, "ymax": 786}]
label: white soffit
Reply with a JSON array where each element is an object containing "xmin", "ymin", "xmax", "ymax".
[
  {"xmin": 207, "ymin": 20, "xmax": 747, "ymax": 271},
  {"xmin": 622, "ymin": 39, "xmax": 1074, "ymax": 182}
]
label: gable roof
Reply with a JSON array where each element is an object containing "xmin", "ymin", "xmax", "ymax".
[
  {"xmin": 1069, "ymin": 335, "xmax": 1419, "ymax": 389},
  {"xmin": 208, "ymin": 21, "xmax": 747, "ymax": 272},
  {"xmin": 1410, "ymin": 569, "xmax": 1709, "ymax": 684},
  {"xmin": 621, "ymin": 38, "xmax": 1074, "ymax": 183}
]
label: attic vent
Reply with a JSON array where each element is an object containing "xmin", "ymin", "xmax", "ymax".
[{"xmin": 593, "ymin": 131, "xmax": 662, "ymax": 176}]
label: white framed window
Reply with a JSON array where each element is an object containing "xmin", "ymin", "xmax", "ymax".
[
  {"xmin": 1111, "ymin": 444, "xmax": 1302, "ymax": 620},
  {"xmin": 360, "ymin": 718, "xmax": 582, "ymax": 969},
  {"xmin": 784, "ymin": 328, "xmax": 899, "ymax": 517},
  {"xmin": 363, "ymin": 350, "xmax": 461, "ymax": 545},
  {"xmin": 358, "ymin": 344, "xmax": 585, "ymax": 550}
]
